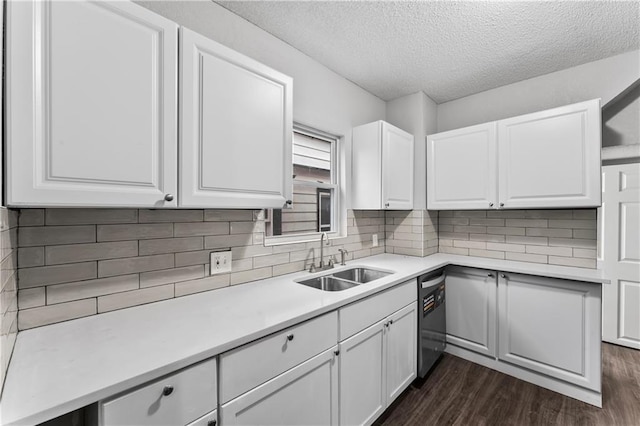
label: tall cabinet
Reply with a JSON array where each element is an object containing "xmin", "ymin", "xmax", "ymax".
[{"xmin": 6, "ymin": 0, "xmax": 179, "ymax": 207}]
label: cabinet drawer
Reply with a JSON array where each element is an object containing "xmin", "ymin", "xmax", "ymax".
[
  {"xmin": 100, "ymin": 357, "xmax": 217, "ymax": 426},
  {"xmin": 339, "ymin": 280, "xmax": 416, "ymax": 340},
  {"xmin": 219, "ymin": 311, "xmax": 338, "ymax": 403}
]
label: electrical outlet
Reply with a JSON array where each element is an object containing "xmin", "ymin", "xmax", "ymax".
[
  {"xmin": 210, "ymin": 250, "xmax": 232, "ymax": 275},
  {"xmin": 372, "ymin": 234, "xmax": 378, "ymax": 247}
]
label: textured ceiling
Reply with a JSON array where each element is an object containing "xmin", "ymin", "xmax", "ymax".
[{"xmin": 216, "ymin": 0, "xmax": 640, "ymax": 103}]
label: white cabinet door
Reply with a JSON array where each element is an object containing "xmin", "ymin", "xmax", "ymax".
[
  {"xmin": 220, "ymin": 347, "xmax": 338, "ymax": 426},
  {"xmin": 498, "ymin": 99, "xmax": 601, "ymax": 209},
  {"xmin": 601, "ymin": 164, "xmax": 640, "ymax": 349},
  {"xmin": 180, "ymin": 27, "xmax": 293, "ymax": 208},
  {"xmin": 382, "ymin": 122, "xmax": 414, "ymax": 209},
  {"xmin": 497, "ymin": 273, "xmax": 601, "ymax": 391},
  {"xmin": 427, "ymin": 123, "xmax": 497, "ymax": 210},
  {"xmin": 6, "ymin": 0, "xmax": 178, "ymax": 207},
  {"xmin": 385, "ymin": 303, "xmax": 417, "ymax": 405},
  {"xmin": 445, "ymin": 266, "xmax": 497, "ymax": 357},
  {"xmin": 351, "ymin": 121, "xmax": 414, "ymax": 210},
  {"xmin": 339, "ymin": 319, "xmax": 386, "ymax": 426},
  {"xmin": 186, "ymin": 410, "xmax": 217, "ymax": 426}
]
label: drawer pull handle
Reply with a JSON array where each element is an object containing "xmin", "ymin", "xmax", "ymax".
[
  {"xmin": 286, "ymin": 334, "xmax": 294, "ymax": 341},
  {"xmin": 162, "ymin": 385, "xmax": 174, "ymax": 396},
  {"xmin": 207, "ymin": 421, "xmax": 217, "ymax": 426}
]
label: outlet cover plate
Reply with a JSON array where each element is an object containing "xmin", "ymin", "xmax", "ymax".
[
  {"xmin": 210, "ymin": 250, "xmax": 232, "ymax": 275},
  {"xmin": 372, "ymin": 234, "xmax": 378, "ymax": 247}
]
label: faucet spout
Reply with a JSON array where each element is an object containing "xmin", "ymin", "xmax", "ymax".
[{"xmin": 319, "ymin": 232, "xmax": 330, "ymax": 268}]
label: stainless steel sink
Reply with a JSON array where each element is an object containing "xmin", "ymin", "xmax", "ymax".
[
  {"xmin": 332, "ymin": 267, "xmax": 392, "ymax": 283},
  {"xmin": 296, "ymin": 267, "xmax": 392, "ymax": 291},
  {"xmin": 297, "ymin": 276, "xmax": 359, "ymax": 292}
]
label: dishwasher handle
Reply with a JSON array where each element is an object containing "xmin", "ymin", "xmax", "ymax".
[{"xmin": 420, "ymin": 274, "xmax": 445, "ymax": 289}]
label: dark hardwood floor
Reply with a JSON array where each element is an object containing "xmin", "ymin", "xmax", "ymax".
[{"xmin": 376, "ymin": 343, "xmax": 640, "ymax": 426}]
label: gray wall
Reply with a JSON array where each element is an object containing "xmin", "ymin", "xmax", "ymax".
[{"xmin": 437, "ymin": 50, "xmax": 640, "ymax": 132}]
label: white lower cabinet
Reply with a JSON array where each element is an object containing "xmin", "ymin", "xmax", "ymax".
[
  {"xmin": 99, "ymin": 358, "xmax": 217, "ymax": 426},
  {"xmin": 445, "ymin": 266, "xmax": 497, "ymax": 356},
  {"xmin": 497, "ymin": 272, "xmax": 601, "ymax": 391},
  {"xmin": 187, "ymin": 410, "xmax": 218, "ymax": 426},
  {"xmin": 339, "ymin": 301, "xmax": 417, "ymax": 426},
  {"xmin": 445, "ymin": 266, "xmax": 602, "ymax": 406},
  {"xmin": 220, "ymin": 347, "xmax": 339, "ymax": 425}
]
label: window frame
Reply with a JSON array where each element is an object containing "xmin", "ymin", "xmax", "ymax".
[{"xmin": 263, "ymin": 123, "xmax": 343, "ymax": 246}]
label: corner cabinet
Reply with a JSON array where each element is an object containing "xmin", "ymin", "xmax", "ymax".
[
  {"xmin": 444, "ymin": 266, "xmax": 602, "ymax": 406},
  {"xmin": 180, "ymin": 27, "xmax": 293, "ymax": 208},
  {"xmin": 6, "ymin": 0, "xmax": 179, "ymax": 208},
  {"xmin": 352, "ymin": 121, "xmax": 414, "ymax": 210},
  {"xmin": 427, "ymin": 99, "xmax": 601, "ymax": 210}
]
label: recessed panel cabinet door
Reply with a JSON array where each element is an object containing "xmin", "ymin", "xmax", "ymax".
[
  {"xmin": 220, "ymin": 348, "xmax": 338, "ymax": 426},
  {"xmin": 498, "ymin": 99, "xmax": 601, "ymax": 208},
  {"xmin": 445, "ymin": 266, "xmax": 497, "ymax": 357},
  {"xmin": 385, "ymin": 303, "xmax": 417, "ymax": 405},
  {"xmin": 339, "ymin": 320, "xmax": 386, "ymax": 426},
  {"xmin": 6, "ymin": 0, "xmax": 178, "ymax": 207},
  {"xmin": 427, "ymin": 123, "xmax": 497, "ymax": 210},
  {"xmin": 180, "ymin": 27, "xmax": 293, "ymax": 208},
  {"xmin": 382, "ymin": 123, "xmax": 414, "ymax": 209},
  {"xmin": 497, "ymin": 273, "xmax": 601, "ymax": 391}
]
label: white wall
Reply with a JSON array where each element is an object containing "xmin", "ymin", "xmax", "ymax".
[
  {"xmin": 437, "ymin": 50, "xmax": 640, "ymax": 132},
  {"xmin": 386, "ymin": 92, "xmax": 437, "ymax": 210},
  {"xmin": 603, "ymin": 84, "xmax": 640, "ymax": 147},
  {"xmin": 135, "ymin": 0, "xmax": 385, "ymax": 138}
]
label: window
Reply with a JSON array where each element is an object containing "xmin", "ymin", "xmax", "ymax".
[{"xmin": 265, "ymin": 126, "xmax": 339, "ymax": 239}]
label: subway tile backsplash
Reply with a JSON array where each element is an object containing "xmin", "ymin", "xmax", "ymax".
[
  {"xmin": 438, "ymin": 209, "xmax": 597, "ymax": 268},
  {"xmin": 0, "ymin": 208, "xmax": 18, "ymax": 393},
  {"xmin": 13, "ymin": 207, "xmax": 598, "ymax": 331},
  {"xmin": 15, "ymin": 209, "xmax": 385, "ymax": 330}
]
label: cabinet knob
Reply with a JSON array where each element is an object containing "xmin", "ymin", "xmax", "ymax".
[
  {"xmin": 385, "ymin": 202, "xmax": 390, "ymax": 208},
  {"xmin": 334, "ymin": 350, "xmax": 340, "ymax": 356},
  {"xmin": 489, "ymin": 202, "xmax": 494, "ymax": 207},
  {"xmin": 487, "ymin": 273, "xmax": 494, "ymax": 278},
  {"xmin": 389, "ymin": 319, "xmax": 393, "ymax": 325},
  {"xmin": 164, "ymin": 194, "xmax": 174, "ymax": 202},
  {"xmin": 207, "ymin": 420, "xmax": 217, "ymax": 426},
  {"xmin": 285, "ymin": 199, "xmax": 292, "ymax": 205},
  {"xmin": 499, "ymin": 202, "xmax": 504, "ymax": 207},
  {"xmin": 286, "ymin": 334, "xmax": 294, "ymax": 341},
  {"xmin": 500, "ymin": 273, "xmax": 506, "ymax": 279},
  {"xmin": 162, "ymin": 385, "xmax": 174, "ymax": 396}
]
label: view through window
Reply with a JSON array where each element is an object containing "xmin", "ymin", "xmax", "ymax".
[{"xmin": 266, "ymin": 128, "xmax": 338, "ymax": 237}]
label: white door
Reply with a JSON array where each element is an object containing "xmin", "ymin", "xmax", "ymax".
[
  {"xmin": 180, "ymin": 27, "xmax": 293, "ymax": 208},
  {"xmin": 220, "ymin": 347, "xmax": 338, "ymax": 426},
  {"xmin": 497, "ymin": 272, "xmax": 601, "ymax": 391},
  {"xmin": 385, "ymin": 303, "xmax": 417, "ymax": 405},
  {"xmin": 427, "ymin": 123, "xmax": 498, "ymax": 210},
  {"xmin": 601, "ymin": 163, "xmax": 640, "ymax": 349},
  {"xmin": 497, "ymin": 99, "xmax": 601, "ymax": 209},
  {"xmin": 339, "ymin": 320, "xmax": 386, "ymax": 426},
  {"xmin": 382, "ymin": 123, "xmax": 414, "ymax": 209},
  {"xmin": 445, "ymin": 266, "xmax": 497, "ymax": 356},
  {"xmin": 6, "ymin": 0, "xmax": 178, "ymax": 207}
]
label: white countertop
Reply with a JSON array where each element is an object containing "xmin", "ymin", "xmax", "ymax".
[{"xmin": 0, "ymin": 253, "xmax": 609, "ymax": 426}]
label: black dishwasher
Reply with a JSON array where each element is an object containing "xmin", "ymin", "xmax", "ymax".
[{"xmin": 417, "ymin": 269, "xmax": 446, "ymax": 378}]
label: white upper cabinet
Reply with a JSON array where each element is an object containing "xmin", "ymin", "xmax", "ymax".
[
  {"xmin": 427, "ymin": 99, "xmax": 601, "ymax": 210},
  {"xmin": 6, "ymin": 0, "xmax": 178, "ymax": 207},
  {"xmin": 427, "ymin": 123, "xmax": 497, "ymax": 210},
  {"xmin": 498, "ymin": 100, "xmax": 601, "ymax": 208},
  {"xmin": 352, "ymin": 121, "xmax": 414, "ymax": 210},
  {"xmin": 180, "ymin": 27, "xmax": 293, "ymax": 208}
]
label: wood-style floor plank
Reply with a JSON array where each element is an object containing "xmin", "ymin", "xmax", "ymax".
[{"xmin": 376, "ymin": 343, "xmax": 640, "ymax": 426}]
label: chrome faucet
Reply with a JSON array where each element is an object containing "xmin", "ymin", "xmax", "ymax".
[{"xmin": 309, "ymin": 232, "xmax": 333, "ymax": 272}]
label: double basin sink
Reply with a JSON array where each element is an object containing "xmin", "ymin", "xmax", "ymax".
[{"xmin": 296, "ymin": 267, "xmax": 392, "ymax": 292}]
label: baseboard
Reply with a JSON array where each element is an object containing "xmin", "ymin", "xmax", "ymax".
[{"xmin": 445, "ymin": 344, "xmax": 602, "ymax": 408}]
